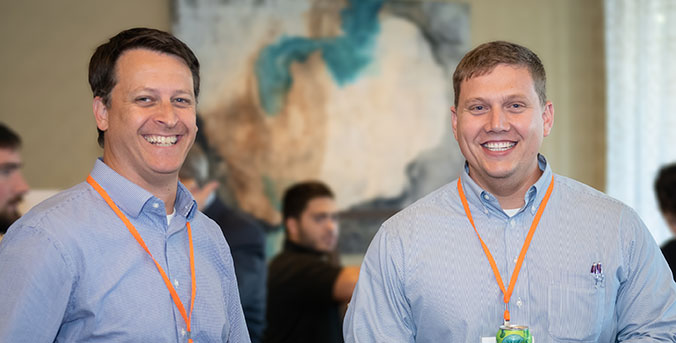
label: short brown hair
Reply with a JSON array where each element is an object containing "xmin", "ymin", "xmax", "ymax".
[
  {"xmin": 452, "ymin": 41, "xmax": 546, "ymax": 107},
  {"xmin": 0, "ymin": 123, "xmax": 21, "ymax": 150},
  {"xmin": 282, "ymin": 181, "xmax": 334, "ymax": 223},
  {"xmin": 88, "ymin": 27, "xmax": 200, "ymax": 147}
]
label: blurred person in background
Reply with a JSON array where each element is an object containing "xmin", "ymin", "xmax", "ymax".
[
  {"xmin": 264, "ymin": 181, "xmax": 359, "ymax": 343},
  {"xmin": 655, "ymin": 162, "xmax": 676, "ymax": 281},
  {"xmin": 0, "ymin": 123, "xmax": 29, "ymax": 242}
]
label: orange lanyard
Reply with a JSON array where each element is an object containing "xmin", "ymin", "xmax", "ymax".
[
  {"xmin": 457, "ymin": 175, "xmax": 554, "ymax": 324},
  {"xmin": 87, "ymin": 175, "xmax": 196, "ymax": 342}
]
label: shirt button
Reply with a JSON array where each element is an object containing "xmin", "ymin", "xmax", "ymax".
[
  {"xmin": 483, "ymin": 194, "xmax": 490, "ymax": 200},
  {"xmin": 510, "ymin": 219, "xmax": 516, "ymax": 227},
  {"xmin": 531, "ymin": 205, "xmax": 536, "ymax": 213},
  {"xmin": 513, "ymin": 257, "xmax": 518, "ymax": 263},
  {"xmin": 152, "ymin": 203, "xmax": 160, "ymax": 209},
  {"xmin": 516, "ymin": 298, "xmax": 523, "ymax": 307},
  {"xmin": 174, "ymin": 279, "xmax": 179, "ymax": 287},
  {"xmin": 181, "ymin": 328, "xmax": 186, "ymax": 336}
]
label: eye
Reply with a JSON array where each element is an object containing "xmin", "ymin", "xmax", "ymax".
[
  {"xmin": 0, "ymin": 164, "xmax": 19, "ymax": 178},
  {"xmin": 507, "ymin": 102, "xmax": 527, "ymax": 113},
  {"xmin": 135, "ymin": 96, "xmax": 154, "ymax": 105},
  {"xmin": 468, "ymin": 104, "xmax": 489, "ymax": 114},
  {"xmin": 312, "ymin": 214, "xmax": 327, "ymax": 223},
  {"xmin": 173, "ymin": 97, "xmax": 193, "ymax": 107}
]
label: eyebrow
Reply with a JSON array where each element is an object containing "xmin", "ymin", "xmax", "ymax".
[
  {"xmin": 464, "ymin": 94, "xmax": 530, "ymax": 105},
  {"xmin": 502, "ymin": 94, "xmax": 530, "ymax": 102},
  {"xmin": 133, "ymin": 87, "xmax": 194, "ymax": 96},
  {"xmin": 0, "ymin": 162, "xmax": 22, "ymax": 171}
]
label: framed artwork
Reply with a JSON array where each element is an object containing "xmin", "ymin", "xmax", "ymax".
[{"xmin": 173, "ymin": 0, "xmax": 470, "ymax": 258}]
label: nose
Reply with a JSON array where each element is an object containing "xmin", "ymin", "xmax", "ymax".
[
  {"xmin": 12, "ymin": 171, "xmax": 29, "ymax": 197},
  {"xmin": 486, "ymin": 108, "xmax": 510, "ymax": 132},
  {"xmin": 327, "ymin": 217, "xmax": 339, "ymax": 235},
  {"xmin": 155, "ymin": 100, "xmax": 179, "ymax": 127}
]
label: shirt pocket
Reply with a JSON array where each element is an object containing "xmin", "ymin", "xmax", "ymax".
[{"xmin": 547, "ymin": 273, "xmax": 605, "ymax": 342}]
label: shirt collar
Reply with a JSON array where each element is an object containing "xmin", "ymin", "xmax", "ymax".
[
  {"xmin": 460, "ymin": 154, "xmax": 553, "ymax": 215},
  {"xmin": 283, "ymin": 239, "xmax": 327, "ymax": 257},
  {"xmin": 89, "ymin": 158, "xmax": 197, "ymax": 220}
]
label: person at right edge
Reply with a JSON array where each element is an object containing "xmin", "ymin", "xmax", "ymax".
[
  {"xmin": 656, "ymin": 163, "xmax": 676, "ymax": 281},
  {"xmin": 343, "ymin": 41, "xmax": 676, "ymax": 342}
]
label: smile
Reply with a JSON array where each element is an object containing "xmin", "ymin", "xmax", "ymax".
[
  {"xmin": 144, "ymin": 135, "xmax": 178, "ymax": 147},
  {"xmin": 482, "ymin": 141, "xmax": 516, "ymax": 152}
]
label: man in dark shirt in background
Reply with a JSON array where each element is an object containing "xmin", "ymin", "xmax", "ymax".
[
  {"xmin": 264, "ymin": 181, "xmax": 359, "ymax": 343},
  {"xmin": 656, "ymin": 163, "xmax": 676, "ymax": 281},
  {"xmin": 180, "ymin": 144, "xmax": 267, "ymax": 342}
]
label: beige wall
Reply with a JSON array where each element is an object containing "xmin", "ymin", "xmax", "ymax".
[
  {"xmin": 458, "ymin": 0, "xmax": 606, "ymax": 191},
  {"xmin": 0, "ymin": 0, "xmax": 605, "ymax": 191},
  {"xmin": 0, "ymin": 0, "xmax": 171, "ymax": 189}
]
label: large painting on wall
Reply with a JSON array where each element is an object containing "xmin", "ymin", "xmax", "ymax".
[{"xmin": 173, "ymin": 0, "xmax": 469, "ymax": 256}]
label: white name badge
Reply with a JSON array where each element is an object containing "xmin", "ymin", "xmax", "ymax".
[{"xmin": 480, "ymin": 336, "xmax": 534, "ymax": 342}]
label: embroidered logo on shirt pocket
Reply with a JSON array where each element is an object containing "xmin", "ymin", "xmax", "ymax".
[{"xmin": 547, "ymin": 279, "xmax": 605, "ymax": 342}]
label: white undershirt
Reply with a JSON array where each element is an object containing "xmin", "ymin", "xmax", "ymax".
[
  {"xmin": 503, "ymin": 208, "xmax": 520, "ymax": 217},
  {"xmin": 166, "ymin": 208, "xmax": 176, "ymax": 225}
]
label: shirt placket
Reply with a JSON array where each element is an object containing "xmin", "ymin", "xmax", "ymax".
[{"xmin": 166, "ymin": 218, "xmax": 193, "ymax": 342}]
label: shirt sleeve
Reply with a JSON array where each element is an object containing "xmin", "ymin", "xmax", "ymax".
[
  {"xmin": 343, "ymin": 223, "xmax": 415, "ymax": 342},
  {"xmin": 0, "ymin": 223, "xmax": 74, "ymax": 341},
  {"xmin": 615, "ymin": 207, "xmax": 676, "ymax": 341}
]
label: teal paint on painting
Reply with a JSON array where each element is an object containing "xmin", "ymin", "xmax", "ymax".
[
  {"xmin": 255, "ymin": 0, "xmax": 384, "ymax": 115},
  {"xmin": 262, "ymin": 175, "xmax": 281, "ymax": 212}
]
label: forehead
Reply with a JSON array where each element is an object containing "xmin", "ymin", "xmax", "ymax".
[
  {"xmin": 0, "ymin": 148, "xmax": 21, "ymax": 163},
  {"xmin": 459, "ymin": 64, "xmax": 536, "ymax": 100},
  {"xmin": 113, "ymin": 48, "xmax": 193, "ymax": 86},
  {"xmin": 302, "ymin": 196, "xmax": 336, "ymax": 214}
]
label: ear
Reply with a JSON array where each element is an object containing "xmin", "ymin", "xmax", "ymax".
[
  {"xmin": 93, "ymin": 96, "xmax": 109, "ymax": 132},
  {"xmin": 542, "ymin": 101, "xmax": 554, "ymax": 137},
  {"xmin": 451, "ymin": 106, "xmax": 459, "ymax": 141},
  {"xmin": 285, "ymin": 217, "xmax": 300, "ymax": 242}
]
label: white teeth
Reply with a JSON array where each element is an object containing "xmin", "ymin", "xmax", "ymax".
[
  {"xmin": 482, "ymin": 141, "xmax": 515, "ymax": 151},
  {"xmin": 144, "ymin": 135, "xmax": 177, "ymax": 146}
]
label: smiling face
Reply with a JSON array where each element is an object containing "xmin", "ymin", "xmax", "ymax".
[
  {"xmin": 287, "ymin": 196, "xmax": 339, "ymax": 253},
  {"xmin": 93, "ymin": 48, "xmax": 197, "ymax": 190},
  {"xmin": 451, "ymin": 64, "xmax": 554, "ymax": 204}
]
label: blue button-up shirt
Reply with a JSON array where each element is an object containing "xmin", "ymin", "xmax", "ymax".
[
  {"xmin": 0, "ymin": 159, "xmax": 250, "ymax": 342},
  {"xmin": 344, "ymin": 155, "xmax": 676, "ymax": 342}
]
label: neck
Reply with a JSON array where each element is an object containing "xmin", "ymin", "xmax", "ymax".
[
  {"xmin": 102, "ymin": 157, "xmax": 178, "ymax": 214},
  {"xmin": 135, "ymin": 179, "xmax": 178, "ymax": 214},
  {"xmin": 472, "ymin": 167, "xmax": 542, "ymax": 209}
]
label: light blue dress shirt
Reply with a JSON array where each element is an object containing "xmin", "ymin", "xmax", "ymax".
[
  {"xmin": 344, "ymin": 155, "xmax": 676, "ymax": 342},
  {"xmin": 0, "ymin": 159, "xmax": 250, "ymax": 342}
]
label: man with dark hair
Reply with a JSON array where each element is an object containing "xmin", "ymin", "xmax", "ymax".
[
  {"xmin": 264, "ymin": 181, "xmax": 359, "ymax": 343},
  {"xmin": 0, "ymin": 28, "xmax": 249, "ymax": 342},
  {"xmin": 344, "ymin": 41, "xmax": 676, "ymax": 341},
  {"xmin": 180, "ymin": 144, "xmax": 267, "ymax": 343},
  {"xmin": 0, "ymin": 123, "xmax": 29, "ymax": 240},
  {"xmin": 656, "ymin": 163, "xmax": 676, "ymax": 280}
]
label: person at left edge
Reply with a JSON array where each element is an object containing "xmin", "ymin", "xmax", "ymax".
[
  {"xmin": 0, "ymin": 28, "xmax": 250, "ymax": 342},
  {"xmin": 0, "ymin": 123, "xmax": 30, "ymax": 242}
]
